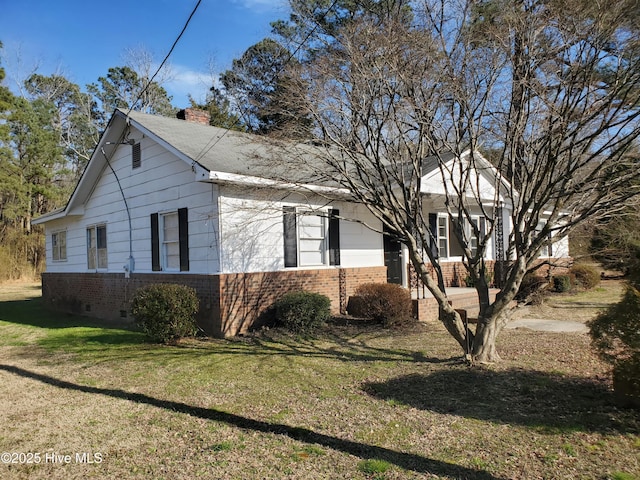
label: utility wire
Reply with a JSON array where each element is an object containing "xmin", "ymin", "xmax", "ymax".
[
  {"xmin": 126, "ymin": 0, "xmax": 202, "ymax": 117},
  {"xmin": 192, "ymin": 0, "xmax": 341, "ymax": 164}
]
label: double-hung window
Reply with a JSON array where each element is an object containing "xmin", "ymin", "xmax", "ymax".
[
  {"xmin": 283, "ymin": 207, "xmax": 340, "ymax": 268},
  {"xmin": 52, "ymin": 231, "xmax": 67, "ymax": 262},
  {"xmin": 151, "ymin": 208, "xmax": 189, "ymax": 271},
  {"xmin": 437, "ymin": 216, "xmax": 449, "ymax": 258},
  {"xmin": 87, "ymin": 224, "xmax": 107, "ymax": 270},
  {"xmin": 162, "ymin": 212, "xmax": 180, "ymax": 270},
  {"xmin": 298, "ymin": 212, "xmax": 326, "ymax": 266},
  {"xmin": 430, "ymin": 213, "xmax": 484, "ymax": 259}
]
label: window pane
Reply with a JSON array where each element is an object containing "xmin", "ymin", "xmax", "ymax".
[
  {"xmin": 97, "ymin": 248, "xmax": 108, "ymax": 269},
  {"xmin": 87, "ymin": 228, "xmax": 95, "ymax": 269},
  {"xmin": 52, "ymin": 233, "xmax": 59, "ymax": 261},
  {"xmin": 97, "ymin": 225, "xmax": 107, "ymax": 249},
  {"xmin": 438, "ymin": 239, "xmax": 448, "ymax": 258},
  {"xmin": 300, "ymin": 239, "xmax": 324, "ymax": 252},
  {"xmin": 299, "ymin": 214, "xmax": 324, "ymax": 239},
  {"xmin": 165, "ymin": 243, "xmax": 180, "ymax": 269},
  {"xmin": 163, "ymin": 213, "xmax": 179, "ymax": 241},
  {"xmin": 300, "ymin": 251, "xmax": 324, "ymax": 265}
]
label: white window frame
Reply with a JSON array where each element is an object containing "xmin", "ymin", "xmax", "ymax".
[
  {"xmin": 51, "ymin": 230, "xmax": 67, "ymax": 262},
  {"xmin": 437, "ymin": 214, "xmax": 482, "ymax": 259},
  {"xmin": 468, "ymin": 217, "xmax": 480, "ymax": 258},
  {"xmin": 437, "ymin": 215, "xmax": 449, "ymax": 258},
  {"xmin": 161, "ymin": 211, "xmax": 180, "ymax": 271},
  {"xmin": 297, "ymin": 210, "xmax": 328, "ymax": 267},
  {"xmin": 87, "ymin": 224, "xmax": 107, "ymax": 270}
]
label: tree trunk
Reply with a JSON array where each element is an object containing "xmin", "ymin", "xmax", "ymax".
[
  {"xmin": 406, "ymin": 248, "xmax": 472, "ymax": 354},
  {"xmin": 471, "ymin": 311, "xmax": 509, "ymax": 363}
]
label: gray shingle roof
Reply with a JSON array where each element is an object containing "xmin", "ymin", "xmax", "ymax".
[{"xmin": 126, "ymin": 109, "xmax": 284, "ymax": 177}]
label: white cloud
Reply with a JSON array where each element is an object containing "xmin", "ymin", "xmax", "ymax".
[
  {"xmin": 233, "ymin": 0, "xmax": 287, "ymax": 12},
  {"xmin": 164, "ymin": 64, "xmax": 213, "ymax": 107}
]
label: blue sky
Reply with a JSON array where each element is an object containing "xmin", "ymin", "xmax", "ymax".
[{"xmin": 0, "ymin": 0, "xmax": 289, "ymax": 107}]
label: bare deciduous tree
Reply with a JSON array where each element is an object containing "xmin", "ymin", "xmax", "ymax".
[{"xmin": 278, "ymin": 0, "xmax": 640, "ymax": 362}]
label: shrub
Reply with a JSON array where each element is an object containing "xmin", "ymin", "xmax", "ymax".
[
  {"xmin": 588, "ymin": 283, "xmax": 640, "ymax": 408},
  {"xmin": 552, "ymin": 274, "xmax": 573, "ymax": 293},
  {"xmin": 464, "ymin": 271, "xmax": 493, "ymax": 288},
  {"xmin": 131, "ymin": 283, "xmax": 199, "ymax": 343},
  {"xmin": 569, "ymin": 264, "xmax": 600, "ymax": 290},
  {"xmin": 351, "ymin": 283, "xmax": 413, "ymax": 327},
  {"xmin": 516, "ymin": 274, "xmax": 549, "ymax": 305},
  {"xmin": 274, "ymin": 291, "xmax": 331, "ymax": 334}
]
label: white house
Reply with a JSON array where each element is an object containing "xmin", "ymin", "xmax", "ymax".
[{"xmin": 33, "ymin": 108, "xmax": 569, "ymax": 336}]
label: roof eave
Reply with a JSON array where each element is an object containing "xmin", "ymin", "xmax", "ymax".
[{"xmin": 203, "ymin": 170, "xmax": 352, "ymax": 197}]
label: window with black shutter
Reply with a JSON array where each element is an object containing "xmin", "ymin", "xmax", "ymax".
[{"xmin": 150, "ymin": 208, "xmax": 189, "ymax": 271}]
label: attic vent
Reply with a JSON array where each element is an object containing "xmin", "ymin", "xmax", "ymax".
[{"xmin": 132, "ymin": 143, "xmax": 141, "ymax": 169}]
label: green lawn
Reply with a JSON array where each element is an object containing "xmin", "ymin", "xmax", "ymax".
[{"xmin": 0, "ymin": 282, "xmax": 638, "ymax": 479}]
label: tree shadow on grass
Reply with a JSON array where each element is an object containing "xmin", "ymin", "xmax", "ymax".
[
  {"xmin": 363, "ymin": 369, "xmax": 639, "ymax": 434},
  {"xmin": 2, "ymin": 295, "xmax": 459, "ymax": 365},
  {"xmin": 0, "ymin": 297, "xmax": 133, "ymax": 330},
  {"xmin": 239, "ymin": 328, "xmax": 460, "ymax": 365},
  {"xmin": 0, "ymin": 364, "xmax": 507, "ymax": 480}
]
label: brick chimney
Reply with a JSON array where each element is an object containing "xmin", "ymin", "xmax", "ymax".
[{"xmin": 176, "ymin": 108, "xmax": 211, "ymax": 126}]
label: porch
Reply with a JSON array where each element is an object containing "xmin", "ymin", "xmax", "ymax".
[{"xmin": 412, "ymin": 287, "xmax": 501, "ymax": 323}]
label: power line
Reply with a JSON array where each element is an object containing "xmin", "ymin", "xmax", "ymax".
[{"xmin": 126, "ymin": 0, "xmax": 203, "ymax": 117}]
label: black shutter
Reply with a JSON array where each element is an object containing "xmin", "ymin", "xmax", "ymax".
[
  {"xmin": 428, "ymin": 213, "xmax": 439, "ymax": 259},
  {"xmin": 329, "ymin": 209, "xmax": 341, "ymax": 266},
  {"xmin": 479, "ymin": 217, "xmax": 486, "ymax": 241},
  {"xmin": 178, "ymin": 208, "xmax": 189, "ymax": 271},
  {"xmin": 283, "ymin": 206, "xmax": 297, "ymax": 268},
  {"xmin": 151, "ymin": 213, "xmax": 161, "ymax": 271},
  {"xmin": 547, "ymin": 231, "xmax": 553, "ymax": 256}
]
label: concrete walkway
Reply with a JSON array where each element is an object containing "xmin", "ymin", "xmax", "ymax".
[{"xmin": 505, "ymin": 318, "xmax": 588, "ymax": 333}]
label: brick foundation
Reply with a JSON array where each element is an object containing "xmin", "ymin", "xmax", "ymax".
[
  {"xmin": 408, "ymin": 258, "xmax": 571, "ymax": 293},
  {"xmin": 41, "ymin": 266, "xmax": 387, "ymax": 337},
  {"xmin": 409, "ymin": 261, "xmax": 496, "ymax": 292}
]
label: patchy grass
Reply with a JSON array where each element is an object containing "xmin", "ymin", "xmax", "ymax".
[
  {"xmin": 0, "ymin": 282, "xmax": 638, "ymax": 479},
  {"xmin": 519, "ymin": 278, "xmax": 625, "ymax": 323}
]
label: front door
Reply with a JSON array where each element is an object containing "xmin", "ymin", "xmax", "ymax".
[{"xmin": 383, "ymin": 229, "xmax": 403, "ymax": 285}]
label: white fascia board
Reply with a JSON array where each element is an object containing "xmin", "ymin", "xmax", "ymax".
[
  {"xmin": 202, "ymin": 170, "xmax": 352, "ymax": 197},
  {"xmin": 31, "ymin": 208, "xmax": 66, "ymax": 225},
  {"xmin": 32, "ymin": 208, "xmax": 83, "ymax": 225}
]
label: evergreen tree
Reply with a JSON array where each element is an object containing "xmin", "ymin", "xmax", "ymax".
[
  {"xmin": 221, "ymin": 39, "xmax": 312, "ymax": 139},
  {"xmin": 188, "ymin": 87, "xmax": 245, "ymax": 131},
  {"xmin": 88, "ymin": 65, "xmax": 176, "ymax": 117}
]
